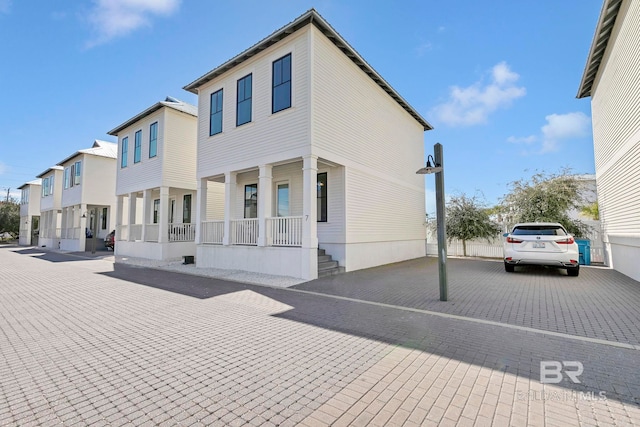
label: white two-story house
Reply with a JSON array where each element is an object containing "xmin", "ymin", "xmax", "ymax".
[
  {"xmin": 57, "ymin": 140, "xmax": 117, "ymax": 252},
  {"xmin": 17, "ymin": 179, "xmax": 41, "ymax": 246},
  {"xmin": 578, "ymin": 0, "xmax": 640, "ymax": 281},
  {"xmin": 183, "ymin": 9, "xmax": 432, "ymax": 280},
  {"xmin": 107, "ymin": 97, "xmax": 224, "ymax": 261},
  {"xmin": 36, "ymin": 166, "xmax": 63, "ymax": 248}
]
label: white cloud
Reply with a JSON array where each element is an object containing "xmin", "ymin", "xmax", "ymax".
[
  {"xmin": 431, "ymin": 61, "xmax": 526, "ymax": 127},
  {"xmin": 415, "ymin": 41, "xmax": 433, "ymax": 57},
  {"xmin": 507, "ymin": 135, "xmax": 537, "ymax": 145},
  {"xmin": 0, "ymin": 0, "xmax": 11, "ymax": 14},
  {"xmin": 540, "ymin": 112, "xmax": 590, "ymax": 153},
  {"xmin": 85, "ymin": 0, "xmax": 180, "ymax": 48}
]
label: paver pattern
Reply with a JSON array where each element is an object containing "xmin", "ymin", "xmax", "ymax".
[
  {"xmin": 1, "ymin": 245, "xmax": 639, "ymax": 426},
  {"xmin": 296, "ymin": 257, "xmax": 640, "ymax": 346}
]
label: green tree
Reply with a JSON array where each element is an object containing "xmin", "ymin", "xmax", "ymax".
[
  {"xmin": 446, "ymin": 194, "xmax": 501, "ymax": 256},
  {"xmin": 580, "ymin": 201, "xmax": 599, "ymax": 220},
  {"xmin": 0, "ymin": 199, "xmax": 20, "ymax": 239},
  {"xmin": 500, "ymin": 169, "xmax": 590, "ymax": 237}
]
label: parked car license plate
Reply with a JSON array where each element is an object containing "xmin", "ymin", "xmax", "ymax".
[{"xmin": 533, "ymin": 242, "xmax": 546, "ymax": 248}]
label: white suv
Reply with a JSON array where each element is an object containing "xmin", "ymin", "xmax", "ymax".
[{"xmin": 503, "ymin": 222, "xmax": 580, "ymax": 276}]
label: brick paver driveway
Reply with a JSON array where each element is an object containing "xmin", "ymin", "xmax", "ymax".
[{"xmin": 1, "ymin": 246, "xmax": 639, "ymax": 426}]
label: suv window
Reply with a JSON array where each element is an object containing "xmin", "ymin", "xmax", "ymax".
[{"xmin": 512, "ymin": 226, "xmax": 567, "ymax": 236}]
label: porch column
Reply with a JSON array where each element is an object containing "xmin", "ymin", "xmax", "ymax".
[
  {"xmin": 141, "ymin": 190, "xmax": 151, "ymax": 242},
  {"xmin": 158, "ymin": 186, "xmax": 169, "ymax": 243},
  {"xmin": 223, "ymin": 172, "xmax": 237, "ymax": 246},
  {"xmin": 302, "ymin": 155, "xmax": 318, "ymax": 249},
  {"xmin": 115, "ymin": 195, "xmax": 123, "ymax": 240},
  {"xmin": 257, "ymin": 164, "xmax": 273, "ymax": 247},
  {"xmin": 79, "ymin": 203, "xmax": 87, "ymax": 251},
  {"xmin": 195, "ymin": 178, "xmax": 208, "ymax": 244},
  {"xmin": 128, "ymin": 192, "xmax": 137, "ymax": 241}
]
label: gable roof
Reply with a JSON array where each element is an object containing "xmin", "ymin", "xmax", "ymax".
[
  {"xmin": 17, "ymin": 179, "xmax": 42, "ymax": 189},
  {"xmin": 36, "ymin": 166, "xmax": 63, "ymax": 179},
  {"xmin": 183, "ymin": 9, "xmax": 432, "ymax": 131},
  {"xmin": 577, "ymin": 0, "xmax": 624, "ymax": 98},
  {"xmin": 108, "ymin": 96, "xmax": 197, "ymax": 136},
  {"xmin": 56, "ymin": 140, "xmax": 118, "ymax": 166}
]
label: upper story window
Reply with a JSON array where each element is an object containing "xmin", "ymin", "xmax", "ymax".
[
  {"xmin": 21, "ymin": 188, "xmax": 29, "ymax": 204},
  {"xmin": 73, "ymin": 161, "xmax": 81, "ymax": 186},
  {"xmin": 42, "ymin": 177, "xmax": 49, "ymax": 197},
  {"xmin": 236, "ymin": 74, "xmax": 252, "ymax": 126},
  {"xmin": 149, "ymin": 122, "xmax": 158, "ymax": 158},
  {"xmin": 64, "ymin": 167, "xmax": 70, "ymax": 189},
  {"xmin": 134, "ymin": 130, "xmax": 142, "ymax": 163},
  {"xmin": 210, "ymin": 89, "xmax": 223, "ymax": 136},
  {"xmin": 48, "ymin": 175, "xmax": 55, "ymax": 195},
  {"xmin": 121, "ymin": 137, "xmax": 128, "ymax": 168},
  {"xmin": 272, "ymin": 53, "xmax": 291, "ymax": 113}
]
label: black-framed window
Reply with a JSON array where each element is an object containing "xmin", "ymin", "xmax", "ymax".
[
  {"xmin": 149, "ymin": 122, "xmax": 158, "ymax": 158},
  {"xmin": 101, "ymin": 207, "xmax": 107, "ymax": 230},
  {"xmin": 236, "ymin": 74, "xmax": 252, "ymax": 126},
  {"xmin": 183, "ymin": 194, "xmax": 192, "ymax": 224},
  {"xmin": 121, "ymin": 137, "xmax": 128, "ymax": 168},
  {"xmin": 153, "ymin": 199, "xmax": 160, "ymax": 224},
  {"xmin": 244, "ymin": 184, "xmax": 257, "ymax": 219},
  {"xmin": 272, "ymin": 53, "xmax": 291, "ymax": 113},
  {"xmin": 73, "ymin": 161, "xmax": 81, "ymax": 186},
  {"xmin": 210, "ymin": 89, "xmax": 223, "ymax": 135},
  {"xmin": 317, "ymin": 173, "xmax": 327, "ymax": 222},
  {"xmin": 134, "ymin": 130, "xmax": 142, "ymax": 163}
]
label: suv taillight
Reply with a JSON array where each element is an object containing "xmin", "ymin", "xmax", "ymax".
[
  {"xmin": 557, "ymin": 237, "xmax": 575, "ymax": 244},
  {"xmin": 506, "ymin": 236, "xmax": 523, "ymax": 243}
]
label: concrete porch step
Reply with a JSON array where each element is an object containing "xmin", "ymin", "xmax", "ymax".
[{"xmin": 317, "ymin": 246, "xmax": 343, "ymax": 278}]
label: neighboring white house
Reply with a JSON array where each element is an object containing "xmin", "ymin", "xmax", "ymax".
[
  {"xmin": 36, "ymin": 166, "xmax": 64, "ymax": 249},
  {"xmin": 578, "ymin": 0, "xmax": 640, "ymax": 281},
  {"xmin": 17, "ymin": 179, "xmax": 42, "ymax": 246},
  {"xmin": 107, "ymin": 97, "xmax": 224, "ymax": 261},
  {"xmin": 183, "ymin": 9, "xmax": 432, "ymax": 280},
  {"xmin": 56, "ymin": 140, "xmax": 117, "ymax": 252}
]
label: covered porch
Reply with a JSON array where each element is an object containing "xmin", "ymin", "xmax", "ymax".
[
  {"xmin": 196, "ymin": 155, "xmax": 337, "ymax": 280},
  {"xmin": 115, "ymin": 186, "xmax": 199, "ymax": 260},
  {"xmin": 59, "ymin": 204, "xmax": 111, "ymax": 251}
]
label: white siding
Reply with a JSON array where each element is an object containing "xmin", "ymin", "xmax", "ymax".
[
  {"xmin": 206, "ymin": 181, "xmax": 225, "ymax": 221},
  {"xmin": 310, "ymin": 26, "xmax": 426, "ymax": 184},
  {"xmin": 60, "ymin": 154, "xmax": 116, "ymax": 208},
  {"xmin": 39, "ymin": 170, "xmax": 63, "ymax": 212},
  {"xmin": 317, "ymin": 165, "xmax": 345, "ymax": 244},
  {"xmin": 115, "ymin": 110, "xmax": 166, "ymax": 195},
  {"xmin": 162, "ymin": 108, "xmax": 198, "ymax": 190},
  {"xmin": 197, "ymin": 29, "xmax": 311, "ymax": 178}
]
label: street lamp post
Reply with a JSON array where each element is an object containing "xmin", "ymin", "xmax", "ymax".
[{"xmin": 416, "ymin": 142, "xmax": 448, "ymax": 301}]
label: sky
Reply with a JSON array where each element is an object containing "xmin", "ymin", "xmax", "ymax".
[{"xmin": 0, "ymin": 0, "xmax": 602, "ymax": 214}]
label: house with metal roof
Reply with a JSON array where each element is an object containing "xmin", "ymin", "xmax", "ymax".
[
  {"xmin": 107, "ymin": 97, "xmax": 224, "ymax": 261},
  {"xmin": 17, "ymin": 179, "xmax": 42, "ymax": 246},
  {"xmin": 577, "ymin": 0, "xmax": 640, "ymax": 281},
  {"xmin": 35, "ymin": 166, "xmax": 64, "ymax": 249},
  {"xmin": 185, "ymin": 9, "xmax": 432, "ymax": 280},
  {"xmin": 56, "ymin": 140, "xmax": 118, "ymax": 252}
]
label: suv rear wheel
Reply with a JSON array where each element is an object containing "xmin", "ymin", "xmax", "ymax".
[
  {"xmin": 567, "ymin": 266, "xmax": 579, "ymax": 277},
  {"xmin": 504, "ymin": 262, "xmax": 515, "ymax": 273}
]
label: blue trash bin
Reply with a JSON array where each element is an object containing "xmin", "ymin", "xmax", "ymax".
[{"xmin": 575, "ymin": 239, "xmax": 591, "ymax": 265}]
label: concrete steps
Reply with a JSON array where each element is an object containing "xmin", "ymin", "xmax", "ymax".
[{"xmin": 317, "ymin": 248, "xmax": 344, "ymax": 278}]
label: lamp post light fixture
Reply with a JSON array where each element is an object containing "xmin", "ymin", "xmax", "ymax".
[{"xmin": 416, "ymin": 142, "xmax": 448, "ymax": 301}]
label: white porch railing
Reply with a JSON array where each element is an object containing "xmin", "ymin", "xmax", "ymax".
[
  {"xmin": 130, "ymin": 224, "xmax": 142, "ymax": 241},
  {"xmin": 145, "ymin": 224, "xmax": 159, "ymax": 242},
  {"xmin": 117, "ymin": 225, "xmax": 129, "ymax": 242},
  {"xmin": 54, "ymin": 228, "xmax": 61, "ymax": 239},
  {"xmin": 231, "ymin": 219, "xmax": 258, "ymax": 245},
  {"xmin": 267, "ymin": 216, "xmax": 303, "ymax": 247},
  {"xmin": 169, "ymin": 223, "xmax": 196, "ymax": 242},
  {"xmin": 201, "ymin": 220, "xmax": 224, "ymax": 244},
  {"xmin": 61, "ymin": 228, "xmax": 81, "ymax": 239}
]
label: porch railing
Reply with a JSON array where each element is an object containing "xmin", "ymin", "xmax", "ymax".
[
  {"xmin": 231, "ymin": 218, "xmax": 258, "ymax": 245},
  {"xmin": 145, "ymin": 224, "xmax": 159, "ymax": 242},
  {"xmin": 117, "ymin": 224, "xmax": 129, "ymax": 242},
  {"xmin": 201, "ymin": 220, "xmax": 224, "ymax": 244},
  {"xmin": 169, "ymin": 223, "xmax": 196, "ymax": 242},
  {"xmin": 267, "ymin": 216, "xmax": 303, "ymax": 247},
  {"xmin": 60, "ymin": 228, "xmax": 81, "ymax": 239},
  {"xmin": 130, "ymin": 224, "xmax": 142, "ymax": 241}
]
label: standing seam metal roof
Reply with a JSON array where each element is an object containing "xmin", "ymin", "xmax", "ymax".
[
  {"xmin": 577, "ymin": 0, "xmax": 623, "ymax": 98},
  {"xmin": 183, "ymin": 9, "xmax": 432, "ymax": 131}
]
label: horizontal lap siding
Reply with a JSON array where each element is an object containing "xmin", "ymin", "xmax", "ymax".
[
  {"xmin": 116, "ymin": 110, "xmax": 166, "ymax": 195},
  {"xmin": 197, "ymin": 29, "xmax": 311, "ymax": 178},
  {"xmin": 592, "ymin": 0, "xmax": 640, "ymax": 237},
  {"xmin": 206, "ymin": 182, "xmax": 225, "ymax": 221},
  {"xmin": 163, "ymin": 109, "xmax": 198, "ymax": 190},
  {"xmin": 317, "ymin": 165, "xmax": 345, "ymax": 244},
  {"xmin": 345, "ymin": 168, "xmax": 425, "ymax": 243}
]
